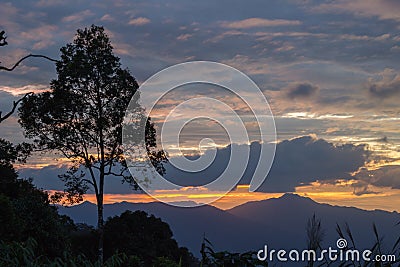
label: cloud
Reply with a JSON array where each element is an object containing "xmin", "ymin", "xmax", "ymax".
[
  {"xmin": 0, "ymin": 2, "xmax": 19, "ymax": 30},
  {"xmin": 19, "ymin": 164, "xmax": 139, "ymax": 194},
  {"xmin": 221, "ymin": 18, "xmax": 301, "ymax": 29},
  {"xmin": 221, "ymin": 54, "xmax": 271, "ymax": 76},
  {"xmin": 35, "ymin": 0, "xmax": 65, "ymax": 7},
  {"xmin": 162, "ymin": 135, "xmax": 369, "ymax": 193},
  {"xmin": 128, "ymin": 17, "xmax": 151, "ymax": 26},
  {"xmin": 312, "ymin": 0, "xmax": 400, "ymax": 22},
  {"xmin": 284, "ymin": 82, "xmax": 319, "ymax": 99},
  {"xmin": 355, "ymin": 165, "xmax": 400, "ymax": 190},
  {"xmin": 391, "ymin": 45, "xmax": 400, "ymax": 52},
  {"xmin": 339, "ymin": 33, "xmax": 391, "ymax": 42},
  {"xmin": 176, "ymin": 34, "xmax": 193, "ymax": 41},
  {"xmin": 367, "ymin": 70, "xmax": 400, "ymax": 98},
  {"xmin": 1, "ymin": 0, "xmax": 400, "ymax": 184},
  {"xmin": 20, "ymin": 136, "xmax": 368, "ymax": 195},
  {"xmin": 0, "ymin": 85, "xmax": 49, "ymax": 95},
  {"xmin": 100, "ymin": 14, "xmax": 114, "ymax": 22},
  {"xmin": 19, "ymin": 165, "xmax": 68, "ymax": 191},
  {"xmin": 62, "ymin": 10, "xmax": 94, "ymax": 23},
  {"xmin": 256, "ymin": 135, "xmax": 368, "ymax": 192},
  {"xmin": 20, "ymin": 25, "xmax": 58, "ymax": 50}
]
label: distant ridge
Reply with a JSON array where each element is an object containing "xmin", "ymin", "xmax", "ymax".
[{"xmin": 59, "ymin": 194, "xmax": 400, "ymax": 259}]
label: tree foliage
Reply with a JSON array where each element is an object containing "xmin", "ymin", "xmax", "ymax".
[
  {"xmin": 18, "ymin": 24, "xmax": 164, "ymax": 263},
  {"xmin": 18, "ymin": 25, "xmax": 155, "ymax": 203},
  {"xmin": 104, "ymin": 210, "xmax": 197, "ymax": 266},
  {"xmin": 0, "ymin": 30, "xmax": 7, "ymax": 47},
  {"xmin": 200, "ymin": 235, "xmax": 268, "ymax": 267},
  {"xmin": 0, "ymin": 169, "xmax": 75, "ymax": 257}
]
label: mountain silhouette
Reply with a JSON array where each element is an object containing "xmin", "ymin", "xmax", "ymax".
[{"xmin": 58, "ymin": 194, "xmax": 400, "ymax": 259}]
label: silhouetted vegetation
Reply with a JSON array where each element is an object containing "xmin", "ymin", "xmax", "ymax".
[
  {"xmin": 0, "ymin": 210, "xmax": 196, "ymax": 266},
  {"xmin": 0, "ymin": 238, "xmax": 140, "ymax": 266},
  {"xmin": 104, "ymin": 210, "xmax": 197, "ymax": 266},
  {"xmin": 4, "ymin": 24, "xmax": 400, "ymax": 267},
  {"xmin": 0, "ymin": 72, "xmax": 71, "ymax": 258},
  {"xmin": 306, "ymin": 214, "xmax": 325, "ymax": 267},
  {"xmin": 303, "ymin": 215, "xmax": 400, "ymax": 267},
  {"xmin": 18, "ymin": 24, "xmax": 165, "ymax": 263},
  {"xmin": 200, "ymin": 235, "xmax": 268, "ymax": 267},
  {"xmin": 0, "ymin": 25, "xmax": 182, "ymax": 266}
]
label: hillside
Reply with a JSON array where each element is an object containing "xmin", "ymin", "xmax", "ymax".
[{"xmin": 59, "ymin": 194, "xmax": 400, "ymax": 258}]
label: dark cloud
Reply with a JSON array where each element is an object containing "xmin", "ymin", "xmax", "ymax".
[
  {"xmin": 19, "ymin": 164, "xmax": 139, "ymax": 194},
  {"xmin": 352, "ymin": 182, "xmax": 380, "ymax": 196},
  {"xmin": 284, "ymin": 82, "xmax": 319, "ymax": 99},
  {"xmin": 20, "ymin": 136, "xmax": 369, "ymax": 194},
  {"xmin": 255, "ymin": 135, "xmax": 368, "ymax": 192},
  {"xmin": 355, "ymin": 165, "xmax": 400, "ymax": 190},
  {"xmin": 19, "ymin": 165, "xmax": 67, "ymax": 191},
  {"xmin": 368, "ymin": 75, "xmax": 400, "ymax": 98},
  {"xmin": 162, "ymin": 135, "xmax": 369, "ymax": 192}
]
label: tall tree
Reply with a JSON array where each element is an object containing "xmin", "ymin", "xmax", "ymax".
[{"xmin": 18, "ymin": 25, "xmax": 162, "ymax": 264}]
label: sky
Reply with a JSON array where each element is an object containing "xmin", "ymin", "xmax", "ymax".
[{"xmin": 1, "ymin": 0, "xmax": 400, "ymax": 210}]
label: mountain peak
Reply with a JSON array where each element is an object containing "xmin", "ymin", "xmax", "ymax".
[
  {"xmin": 278, "ymin": 193, "xmax": 312, "ymax": 201},
  {"xmin": 59, "ymin": 193, "xmax": 400, "ymax": 260},
  {"xmin": 275, "ymin": 193, "xmax": 317, "ymax": 205}
]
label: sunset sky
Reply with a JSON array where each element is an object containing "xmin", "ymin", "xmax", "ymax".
[{"xmin": 2, "ymin": 0, "xmax": 400, "ymax": 211}]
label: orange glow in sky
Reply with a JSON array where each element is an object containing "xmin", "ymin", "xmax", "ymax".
[{"xmin": 48, "ymin": 180, "xmax": 400, "ymax": 212}]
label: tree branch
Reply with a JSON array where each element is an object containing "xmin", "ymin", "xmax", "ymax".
[
  {"xmin": 0, "ymin": 54, "xmax": 58, "ymax": 71},
  {"xmin": 87, "ymin": 165, "xmax": 99, "ymax": 197},
  {"xmin": 82, "ymin": 178, "xmax": 95, "ymax": 187},
  {"xmin": 0, "ymin": 92, "xmax": 32, "ymax": 123},
  {"xmin": 104, "ymin": 167, "xmax": 127, "ymax": 177}
]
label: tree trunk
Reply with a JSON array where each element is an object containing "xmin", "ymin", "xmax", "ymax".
[{"xmin": 97, "ymin": 195, "xmax": 104, "ymax": 265}]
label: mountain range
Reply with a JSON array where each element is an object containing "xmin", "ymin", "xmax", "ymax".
[{"xmin": 58, "ymin": 194, "xmax": 400, "ymax": 260}]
